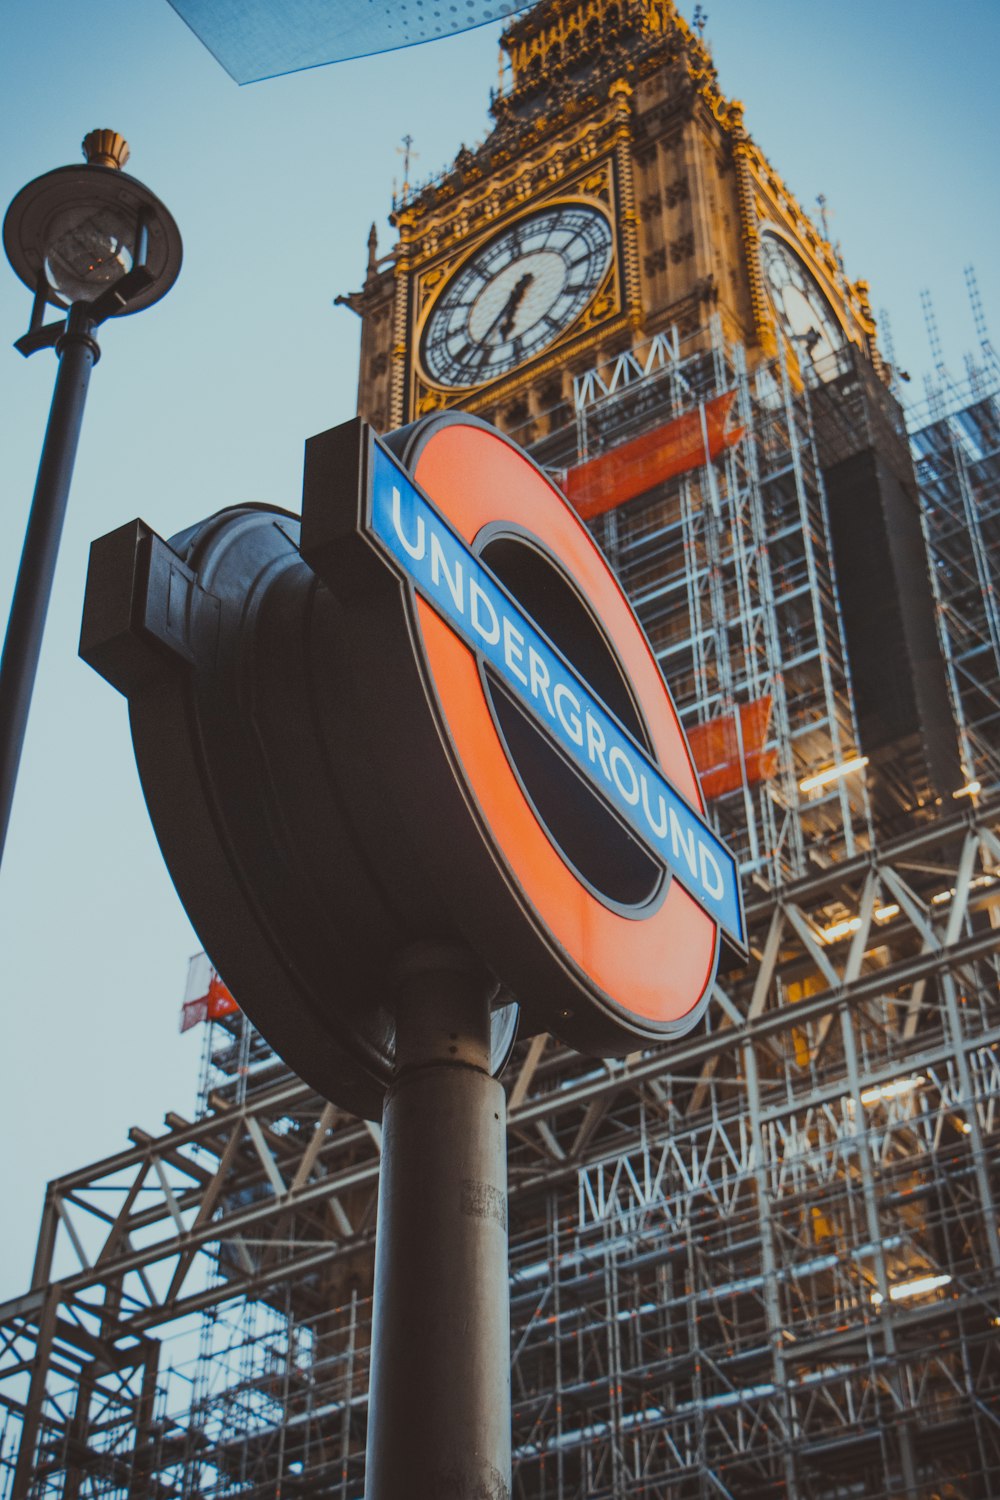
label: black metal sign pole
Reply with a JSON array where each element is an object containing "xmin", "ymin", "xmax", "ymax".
[{"xmin": 365, "ymin": 942, "xmax": 511, "ymax": 1500}]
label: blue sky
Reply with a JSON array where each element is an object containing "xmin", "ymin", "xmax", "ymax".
[{"xmin": 1, "ymin": 0, "xmax": 997, "ymax": 1292}]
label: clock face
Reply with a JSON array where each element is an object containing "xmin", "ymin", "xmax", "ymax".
[
  {"xmin": 420, "ymin": 204, "xmax": 614, "ymax": 388},
  {"xmin": 760, "ymin": 230, "xmax": 845, "ymax": 367}
]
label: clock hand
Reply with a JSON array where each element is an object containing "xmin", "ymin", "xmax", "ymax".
[
  {"xmin": 499, "ymin": 272, "xmax": 534, "ymax": 340},
  {"xmin": 790, "ymin": 326, "xmax": 822, "ymax": 358},
  {"xmin": 481, "ymin": 272, "xmax": 535, "ymax": 346}
]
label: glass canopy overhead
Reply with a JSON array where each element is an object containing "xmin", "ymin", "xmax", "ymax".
[{"xmin": 165, "ymin": 0, "xmax": 529, "ymax": 82}]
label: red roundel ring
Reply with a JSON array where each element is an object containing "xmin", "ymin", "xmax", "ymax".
[{"xmin": 402, "ymin": 415, "xmax": 718, "ymax": 1032}]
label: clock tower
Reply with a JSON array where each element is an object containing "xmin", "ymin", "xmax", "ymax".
[
  {"xmin": 338, "ymin": 0, "xmax": 880, "ymax": 435},
  {"xmin": 337, "ymin": 0, "xmax": 961, "ymax": 830}
]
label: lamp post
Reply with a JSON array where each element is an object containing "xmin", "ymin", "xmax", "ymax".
[{"xmin": 0, "ymin": 130, "xmax": 182, "ymax": 868}]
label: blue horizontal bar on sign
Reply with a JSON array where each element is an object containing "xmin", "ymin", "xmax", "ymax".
[
  {"xmin": 366, "ymin": 440, "xmax": 745, "ymax": 949},
  {"xmin": 164, "ymin": 0, "xmax": 531, "ymax": 83}
]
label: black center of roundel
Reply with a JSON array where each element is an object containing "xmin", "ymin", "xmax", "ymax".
[{"xmin": 478, "ymin": 533, "xmax": 663, "ymax": 911}]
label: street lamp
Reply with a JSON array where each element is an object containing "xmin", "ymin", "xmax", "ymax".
[{"xmin": 0, "ymin": 130, "xmax": 182, "ymax": 868}]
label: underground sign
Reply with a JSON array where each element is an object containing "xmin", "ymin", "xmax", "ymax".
[{"xmin": 81, "ymin": 412, "xmax": 744, "ymax": 1117}]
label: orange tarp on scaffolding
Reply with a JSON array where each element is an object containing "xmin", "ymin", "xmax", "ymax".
[
  {"xmin": 687, "ymin": 696, "xmax": 777, "ymax": 801},
  {"xmin": 563, "ymin": 391, "xmax": 744, "ymax": 521},
  {"xmin": 180, "ymin": 972, "xmax": 240, "ymax": 1032}
]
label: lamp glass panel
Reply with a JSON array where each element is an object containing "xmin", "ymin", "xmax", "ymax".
[{"xmin": 43, "ymin": 205, "xmax": 134, "ymax": 306}]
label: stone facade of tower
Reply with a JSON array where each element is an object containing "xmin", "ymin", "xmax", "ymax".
[{"xmin": 337, "ymin": 0, "xmax": 881, "ymax": 436}]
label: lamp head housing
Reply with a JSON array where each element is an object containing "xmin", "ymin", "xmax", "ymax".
[{"xmin": 3, "ymin": 132, "xmax": 182, "ymax": 316}]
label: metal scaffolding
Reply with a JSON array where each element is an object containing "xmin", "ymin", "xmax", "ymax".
[
  {"xmin": 2, "ymin": 804, "xmax": 998, "ymax": 1497},
  {"xmin": 2, "ymin": 323, "xmax": 999, "ymax": 1499},
  {"xmin": 912, "ymin": 387, "xmax": 1000, "ymax": 799},
  {"xmin": 525, "ymin": 317, "xmax": 870, "ymax": 887}
]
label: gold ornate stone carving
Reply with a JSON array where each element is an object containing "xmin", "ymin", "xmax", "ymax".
[{"xmin": 338, "ymin": 0, "xmax": 886, "ymax": 429}]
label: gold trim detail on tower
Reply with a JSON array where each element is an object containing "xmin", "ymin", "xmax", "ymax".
[
  {"xmin": 729, "ymin": 101, "xmax": 774, "ymax": 356},
  {"xmin": 609, "ymin": 78, "xmax": 644, "ymax": 333},
  {"xmin": 389, "ymin": 208, "xmax": 416, "ymax": 428}
]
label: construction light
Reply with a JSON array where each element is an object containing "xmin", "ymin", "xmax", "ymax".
[
  {"xmin": 952, "ymin": 780, "xmax": 982, "ymax": 799},
  {"xmin": 859, "ymin": 1075, "xmax": 925, "ymax": 1107},
  {"xmin": 821, "ymin": 916, "xmax": 861, "ymax": 943},
  {"xmin": 799, "ymin": 756, "xmax": 869, "ymax": 794},
  {"xmin": 871, "ymin": 1273, "xmax": 952, "ymax": 1306},
  {"xmin": 822, "ymin": 902, "xmax": 900, "ymax": 942},
  {"xmin": 929, "ymin": 875, "xmax": 996, "ymax": 909}
]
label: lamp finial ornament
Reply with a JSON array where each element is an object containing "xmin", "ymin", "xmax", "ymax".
[{"xmin": 81, "ymin": 131, "xmax": 130, "ymax": 171}]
